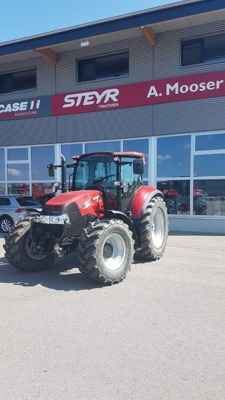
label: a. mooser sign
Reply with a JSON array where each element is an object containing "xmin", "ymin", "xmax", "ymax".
[{"xmin": 0, "ymin": 70, "xmax": 225, "ymax": 120}]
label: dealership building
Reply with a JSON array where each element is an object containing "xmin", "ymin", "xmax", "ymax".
[{"xmin": 0, "ymin": 0, "xmax": 225, "ymax": 233}]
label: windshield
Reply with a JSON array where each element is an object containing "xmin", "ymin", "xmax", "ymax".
[{"xmin": 74, "ymin": 154, "xmax": 117, "ymax": 190}]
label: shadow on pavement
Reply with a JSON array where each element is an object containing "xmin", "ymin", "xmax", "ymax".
[{"xmin": 0, "ymin": 253, "xmax": 104, "ymax": 292}]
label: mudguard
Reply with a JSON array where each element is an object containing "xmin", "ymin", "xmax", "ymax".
[{"xmin": 130, "ymin": 186, "xmax": 163, "ymax": 219}]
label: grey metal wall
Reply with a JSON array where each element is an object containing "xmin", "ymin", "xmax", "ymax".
[
  {"xmin": 0, "ymin": 117, "xmax": 57, "ymax": 146},
  {"xmin": 56, "ymin": 106, "xmax": 153, "ymax": 143},
  {"xmin": 1, "ymin": 19, "xmax": 225, "ymax": 146}
]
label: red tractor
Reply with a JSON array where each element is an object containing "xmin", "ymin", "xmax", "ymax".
[{"xmin": 4, "ymin": 151, "xmax": 168, "ymax": 285}]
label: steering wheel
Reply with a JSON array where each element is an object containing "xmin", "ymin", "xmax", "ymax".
[{"xmin": 93, "ymin": 174, "xmax": 116, "ymax": 187}]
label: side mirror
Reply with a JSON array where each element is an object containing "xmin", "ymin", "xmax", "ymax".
[
  {"xmin": 133, "ymin": 159, "xmax": 144, "ymax": 175},
  {"xmin": 48, "ymin": 163, "xmax": 55, "ymax": 177}
]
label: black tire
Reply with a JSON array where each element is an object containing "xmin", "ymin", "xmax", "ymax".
[
  {"xmin": 3, "ymin": 217, "xmax": 55, "ymax": 272},
  {"xmin": 137, "ymin": 196, "xmax": 168, "ymax": 261},
  {"xmin": 0, "ymin": 215, "xmax": 14, "ymax": 233},
  {"xmin": 77, "ymin": 219, "xmax": 134, "ymax": 285}
]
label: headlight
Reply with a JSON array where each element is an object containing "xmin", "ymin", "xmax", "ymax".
[
  {"xmin": 40, "ymin": 215, "xmax": 50, "ymax": 224},
  {"xmin": 40, "ymin": 214, "xmax": 70, "ymax": 224}
]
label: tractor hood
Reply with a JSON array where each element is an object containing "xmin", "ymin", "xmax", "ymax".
[
  {"xmin": 46, "ymin": 190, "xmax": 101, "ymax": 206},
  {"xmin": 43, "ymin": 190, "xmax": 104, "ymax": 217}
]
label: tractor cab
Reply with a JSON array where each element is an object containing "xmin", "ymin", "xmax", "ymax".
[{"xmin": 71, "ymin": 152, "xmax": 144, "ymax": 212}]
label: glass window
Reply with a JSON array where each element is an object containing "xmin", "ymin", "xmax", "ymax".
[
  {"xmin": 85, "ymin": 141, "xmax": 120, "ymax": 153},
  {"xmin": 16, "ymin": 196, "xmax": 41, "ymax": 207},
  {"xmin": 61, "ymin": 144, "xmax": 83, "ymax": 163},
  {"xmin": 31, "ymin": 146, "xmax": 55, "ymax": 180},
  {"xmin": 204, "ymin": 34, "xmax": 225, "ymax": 62},
  {"xmin": 7, "ymin": 164, "xmax": 29, "ymax": 181},
  {"xmin": 181, "ymin": 39, "xmax": 203, "ymax": 66},
  {"xmin": 0, "ymin": 148, "xmax": 5, "ymax": 180},
  {"xmin": 157, "ymin": 180, "xmax": 190, "ymax": 215},
  {"xmin": 0, "ymin": 197, "xmax": 11, "ymax": 206},
  {"xmin": 194, "ymin": 180, "xmax": 225, "ymax": 216},
  {"xmin": 0, "ymin": 69, "xmax": 36, "ymax": 94},
  {"xmin": 157, "ymin": 136, "xmax": 191, "ymax": 178},
  {"xmin": 181, "ymin": 33, "xmax": 225, "ymax": 66},
  {"xmin": 123, "ymin": 139, "xmax": 148, "ymax": 179},
  {"xmin": 0, "ymin": 184, "xmax": 5, "ymax": 194},
  {"xmin": 74, "ymin": 153, "xmax": 117, "ymax": 190},
  {"xmin": 78, "ymin": 52, "xmax": 129, "ymax": 83},
  {"xmin": 194, "ymin": 154, "xmax": 225, "ymax": 176},
  {"xmin": 7, "ymin": 148, "xmax": 28, "ymax": 161},
  {"xmin": 195, "ymin": 134, "xmax": 225, "ymax": 151},
  {"xmin": 32, "ymin": 183, "xmax": 55, "ymax": 203},
  {"xmin": 8, "ymin": 183, "xmax": 29, "ymax": 195}
]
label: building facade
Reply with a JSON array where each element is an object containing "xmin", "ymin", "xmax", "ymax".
[{"xmin": 0, "ymin": 0, "xmax": 225, "ymax": 233}]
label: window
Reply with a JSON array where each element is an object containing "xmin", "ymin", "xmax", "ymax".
[
  {"xmin": 181, "ymin": 33, "xmax": 225, "ymax": 66},
  {"xmin": 193, "ymin": 132, "xmax": 225, "ymax": 217},
  {"xmin": 157, "ymin": 135, "xmax": 191, "ymax": 178},
  {"xmin": 17, "ymin": 196, "xmax": 41, "ymax": 207},
  {"xmin": 7, "ymin": 148, "xmax": 28, "ymax": 161},
  {"xmin": 0, "ymin": 69, "xmax": 36, "ymax": 94},
  {"xmin": 61, "ymin": 144, "xmax": 83, "ymax": 163},
  {"xmin": 0, "ymin": 197, "xmax": 11, "ymax": 206},
  {"xmin": 194, "ymin": 154, "xmax": 225, "ymax": 177},
  {"xmin": 31, "ymin": 146, "xmax": 55, "ymax": 180},
  {"xmin": 193, "ymin": 180, "xmax": 225, "ymax": 216},
  {"xmin": 78, "ymin": 52, "xmax": 129, "ymax": 83},
  {"xmin": 157, "ymin": 180, "xmax": 190, "ymax": 215},
  {"xmin": 7, "ymin": 164, "xmax": 29, "ymax": 181},
  {"xmin": 195, "ymin": 133, "xmax": 225, "ymax": 151},
  {"xmin": 8, "ymin": 183, "xmax": 29, "ymax": 195},
  {"xmin": 157, "ymin": 136, "xmax": 191, "ymax": 215}
]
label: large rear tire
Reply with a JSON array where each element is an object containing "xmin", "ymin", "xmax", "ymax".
[
  {"xmin": 77, "ymin": 219, "xmax": 134, "ymax": 285},
  {"xmin": 137, "ymin": 196, "xmax": 168, "ymax": 261},
  {"xmin": 4, "ymin": 217, "xmax": 55, "ymax": 272}
]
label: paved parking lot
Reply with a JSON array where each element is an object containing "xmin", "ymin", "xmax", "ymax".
[{"xmin": 0, "ymin": 232, "xmax": 225, "ymax": 400}]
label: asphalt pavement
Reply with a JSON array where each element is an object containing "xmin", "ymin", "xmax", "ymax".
[{"xmin": 0, "ymin": 232, "xmax": 225, "ymax": 400}]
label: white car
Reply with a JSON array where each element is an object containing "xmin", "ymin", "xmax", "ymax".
[{"xmin": 0, "ymin": 195, "xmax": 42, "ymax": 233}]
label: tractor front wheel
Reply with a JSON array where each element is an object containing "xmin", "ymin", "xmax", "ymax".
[
  {"xmin": 4, "ymin": 217, "xmax": 55, "ymax": 272},
  {"xmin": 77, "ymin": 219, "xmax": 134, "ymax": 285},
  {"xmin": 137, "ymin": 196, "xmax": 168, "ymax": 261}
]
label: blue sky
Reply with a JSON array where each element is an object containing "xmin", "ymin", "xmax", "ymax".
[{"xmin": 1, "ymin": 0, "xmax": 181, "ymax": 43}]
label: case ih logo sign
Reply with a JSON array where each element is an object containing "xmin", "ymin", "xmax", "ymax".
[
  {"xmin": 52, "ymin": 70, "xmax": 225, "ymax": 116},
  {"xmin": 1, "ymin": 70, "xmax": 225, "ymax": 120},
  {"xmin": 0, "ymin": 97, "xmax": 50, "ymax": 120}
]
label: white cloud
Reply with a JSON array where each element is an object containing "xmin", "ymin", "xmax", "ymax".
[
  {"xmin": 157, "ymin": 154, "xmax": 171, "ymax": 161},
  {"xmin": 8, "ymin": 168, "xmax": 22, "ymax": 177}
]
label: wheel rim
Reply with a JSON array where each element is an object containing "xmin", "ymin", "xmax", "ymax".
[
  {"xmin": 26, "ymin": 234, "xmax": 47, "ymax": 260},
  {"xmin": 151, "ymin": 208, "xmax": 165, "ymax": 249},
  {"xmin": 102, "ymin": 233, "xmax": 126, "ymax": 271},
  {"xmin": 1, "ymin": 219, "xmax": 12, "ymax": 233}
]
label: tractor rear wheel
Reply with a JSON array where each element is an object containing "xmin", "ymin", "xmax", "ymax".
[
  {"xmin": 137, "ymin": 196, "xmax": 168, "ymax": 261},
  {"xmin": 4, "ymin": 217, "xmax": 55, "ymax": 272},
  {"xmin": 77, "ymin": 219, "xmax": 134, "ymax": 285}
]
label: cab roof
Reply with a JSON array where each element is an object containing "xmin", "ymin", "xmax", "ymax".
[{"xmin": 72, "ymin": 151, "xmax": 145, "ymax": 160}]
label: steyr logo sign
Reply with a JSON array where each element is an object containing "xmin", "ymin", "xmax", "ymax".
[{"xmin": 62, "ymin": 88, "xmax": 119, "ymax": 109}]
